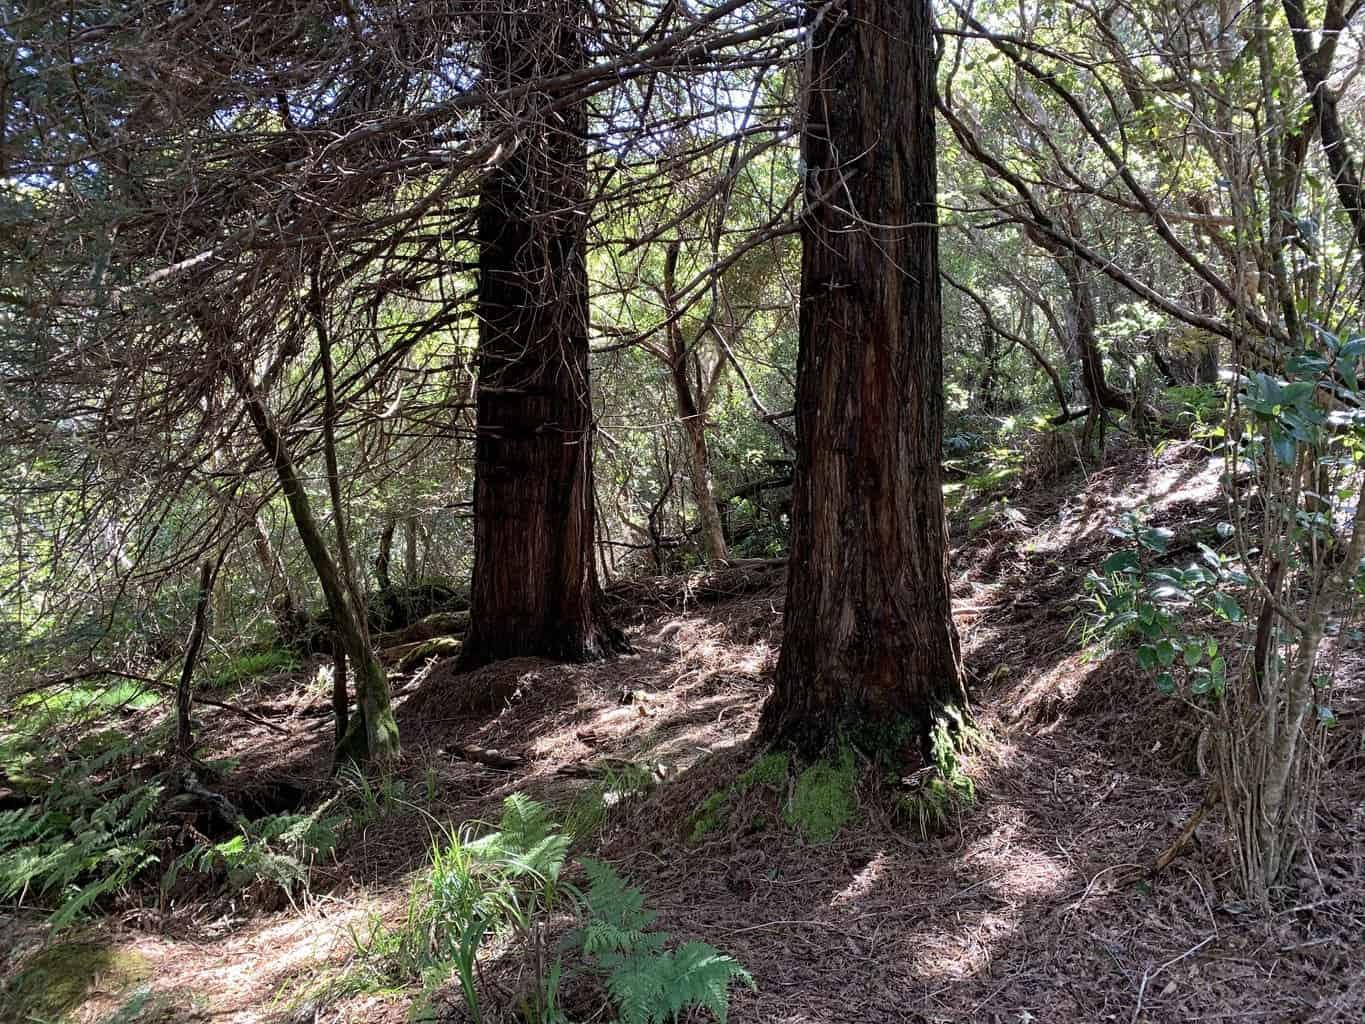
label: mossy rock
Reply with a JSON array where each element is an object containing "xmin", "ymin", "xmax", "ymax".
[{"xmin": 2, "ymin": 942, "xmax": 151, "ymax": 1023}]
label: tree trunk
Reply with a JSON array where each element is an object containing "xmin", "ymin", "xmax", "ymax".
[
  {"xmin": 1282, "ymin": 0, "xmax": 1365, "ymax": 274},
  {"xmin": 175, "ymin": 558, "xmax": 215, "ymax": 756},
  {"xmin": 251, "ymin": 512, "xmax": 303, "ymax": 643},
  {"xmin": 977, "ymin": 318, "xmax": 998, "ymax": 412},
  {"xmin": 403, "ymin": 514, "xmax": 419, "ymax": 583},
  {"xmin": 376, "ymin": 520, "xmax": 395, "ymax": 592},
  {"xmin": 460, "ymin": 0, "xmax": 623, "ymax": 668},
  {"xmin": 220, "ymin": 342, "xmax": 399, "ymax": 766},
  {"xmin": 760, "ymin": 0, "xmax": 968, "ymax": 758},
  {"xmin": 332, "ymin": 634, "xmax": 350, "ymax": 750},
  {"xmin": 1062, "ymin": 254, "xmax": 1128, "ymax": 413},
  {"xmin": 1195, "ymin": 283, "xmax": 1219, "ymax": 384},
  {"xmin": 662, "ymin": 242, "xmax": 729, "ymax": 565}
]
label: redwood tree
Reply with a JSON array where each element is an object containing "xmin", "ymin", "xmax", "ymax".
[
  {"xmin": 760, "ymin": 0, "xmax": 968, "ymax": 757},
  {"xmin": 460, "ymin": 2, "xmax": 622, "ymax": 668}
]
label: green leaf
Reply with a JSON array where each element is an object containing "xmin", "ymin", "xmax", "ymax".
[
  {"xmin": 1210, "ymin": 655, "xmax": 1227, "ymax": 690},
  {"xmin": 1280, "ymin": 380, "xmax": 1317, "ymax": 406},
  {"xmin": 1212, "ymin": 591, "xmax": 1243, "ymax": 622},
  {"xmin": 1139, "ymin": 526, "xmax": 1174, "ymax": 554},
  {"xmin": 1156, "ymin": 672, "xmax": 1176, "ymax": 695},
  {"xmin": 1102, "ymin": 550, "xmax": 1140, "ymax": 575},
  {"xmin": 1270, "ymin": 427, "xmax": 1296, "ymax": 466},
  {"xmin": 1155, "ymin": 639, "xmax": 1177, "ymax": 667},
  {"xmin": 1196, "ymin": 543, "xmax": 1221, "ymax": 569},
  {"xmin": 1183, "ymin": 642, "xmax": 1203, "ymax": 668},
  {"xmin": 1137, "ymin": 645, "xmax": 1159, "ymax": 671}
]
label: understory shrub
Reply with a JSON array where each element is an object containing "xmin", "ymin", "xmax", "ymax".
[{"xmin": 163, "ymin": 801, "xmax": 343, "ymax": 903}]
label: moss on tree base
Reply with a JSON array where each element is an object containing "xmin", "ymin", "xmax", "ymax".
[{"xmin": 693, "ymin": 704, "xmax": 982, "ymax": 845}]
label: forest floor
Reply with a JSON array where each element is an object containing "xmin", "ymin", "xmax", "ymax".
[{"xmin": 4, "ymin": 439, "xmax": 1364, "ymax": 1023}]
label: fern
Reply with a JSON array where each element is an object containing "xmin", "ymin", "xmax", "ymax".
[
  {"xmin": 164, "ymin": 803, "xmax": 342, "ymax": 898},
  {"xmin": 577, "ymin": 858, "xmax": 753, "ymax": 1024},
  {"xmin": 0, "ymin": 742, "xmax": 163, "ymax": 927},
  {"xmin": 352, "ymin": 797, "xmax": 753, "ymax": 1024}
]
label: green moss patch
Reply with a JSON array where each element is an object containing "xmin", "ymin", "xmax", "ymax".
[
  {"xmin": 895, "ymin": 709, "xmax": 980, "ymax": 839},
  {"xmin": 2, "ymin": 942, "xmax": 151, "ymax": 1023},
  {"xmin": 688, "ymin": 789, "xmax": 734, "ymax": 843},
  {"xmin": 739, "ymin": 752, "xmax": 789, "ymax": 788},
  {"xmin": 688, "ymin": 752, "xmax": 790, "ymax": 843},
  {"xmin": 784, "ymin": 753, "xmax": 857, "ymax": 843},
  {"xmin": 687, "ymin": 749, "xmax": 864, "ymax": 845}
]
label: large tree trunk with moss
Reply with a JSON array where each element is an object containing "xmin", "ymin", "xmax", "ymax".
[
  {"xmin": 460, "ymin": 1, "xmax": 623, "ymax": 668},
  {"xmin": 760, "ymin": 0, "xmax": 968, "ymax": 759}
]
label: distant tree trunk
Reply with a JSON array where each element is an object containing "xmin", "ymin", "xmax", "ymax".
[
  {"xmin": 251, "ymin": 513, "xmax": 302, "ymax": 642},
  {"xmin": 376, "ymin": 520, "xmax": 395, "ymax": 591},
  {"xmin": 1282, "ymin": 0, "xmax": 1365, "ymax": 274},
  {"xmin": 761, "ymin": 0, "xmax": 968, "ymax": 757},
  {"xmin": 460, "ymin": 0, "xmax": 623, "ymax": 668},
  {"xmin": 1195, "ymin": 283, "xmax": 1219, "ymax": 384},
  {"xmin": 661, "ymin": 241, "xmax": 729, "ymax": 565},
  {"xmin": 403, "ymin": 514, "xmax": 419, "ymax": 583},
  {"xmin": 1061, "ymin": 255, "xmax": 1128, "ymax": 414},
  {"xmin": 977, "ymin": 319, "xmax": 998, "ymax": 412},
  {"xmin": 331, "ymin": 634, "xmax": 349, "ymax": 749},
  {"xmin": 175, "ymin": 558, "xmax": 215, "ymax": 756}
]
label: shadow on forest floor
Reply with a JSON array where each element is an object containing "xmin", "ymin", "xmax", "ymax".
[{"xmin": 16, "ymin": 439, "xmax": 1364, "ymax": 1023}]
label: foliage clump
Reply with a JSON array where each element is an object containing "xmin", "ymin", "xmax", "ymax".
[
  {"xmin": 352, "ymin": 794, "xmax": 753, "ymax": 1023},
  {"xmin": 163, "ymin": 802, "xmax": 342, "ymax": 903},
  {"xmin": 0, "ymin": 742, "xmax": 163, "ymax": 928},
  {"xmin": 209, "ymin": 646, "xmax": 299, "ymax": 690},
  {"xmin": 562, "ymin": 762, "xmax": 661, "ymax": 842}
]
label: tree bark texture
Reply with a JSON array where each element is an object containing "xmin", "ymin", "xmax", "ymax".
[
  {"xmin": 761, "ymin": 0, "xmax": 968, "ymax": 756},
  {"xmin": 460, "ymin": 0, "xmax": 623, "ymax": 668}
]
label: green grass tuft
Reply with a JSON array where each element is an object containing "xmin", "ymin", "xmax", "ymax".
[{"xmin": 209, "ymin": 647, "xmax": 298, "ymax": 690}]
